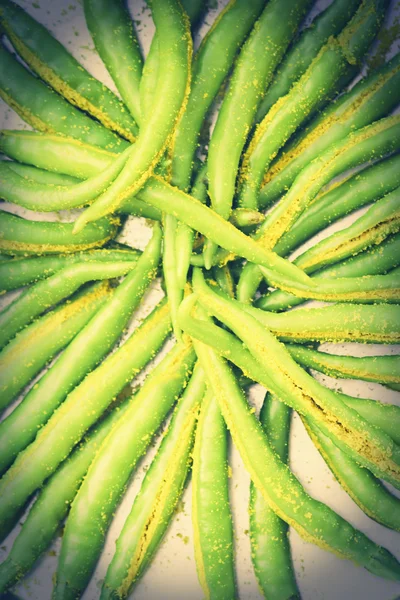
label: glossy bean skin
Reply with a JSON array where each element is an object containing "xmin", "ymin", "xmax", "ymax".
[
  {"xmin": 0, "ymin": 282, "xmax": 109, "ymax": 413},
  {"xmin": 260, "ymin": 51, "xmax": 400, "ymax": 208},
  {"xmin": 188, "ymin": 271, "xmax": 400, "ymax": 488},
  {"xmin": 0, "ymin": 260, "xmax": 138, "ymax": 349},
  {"xmin": 83, "ymin": 0, "xmax": 143, "ymax": 125},
  {"xmin": 192, "ymin": 389, "xmax": 236, "ymax": 600},
  {"xmin": 0, "ymin": 299, "xmax": 171, "ymax": 541},
  {"xmin": 74, "ymin": 0, "xmax": 192, "ymax": 230},
  {"xmin": 255, "ymin": 0, "xmax": 362, "ymax": 122},
  {"xmin": 0, "ymin": 226, "xmax": 162, "ymax": 473},
  {"xmin": 0, "ymin": 210, "xmax": 118, "ymax": 256},
  {"xmin": 54, "ymin": 342, "xmax": 196, "ymax": 600},
  {"xmin": 192, "ymin": 329, "xmax": 400, "ymax": 581},
  {"xmin": 0, "ymin": 0, "xmax": 138, "ymax": 140},
  {"xmin": 286, "ymin": 344, "xmax": 400, "ymax": 390},
  {"xmin": 250, "ymin": 394, "xmax": 299, "ymax": 600},
  {"xmin": 0, "ymin": 45, "xmax": 128, "ymax": 153},
  {"xmin": 101, "ymin": 365, "xmax": 206, "ymax": 600},
  {"xmin": 0, "ymin": 400, "xmax": 132, "ymax": 594},
  {"xmin": 0, "ymin": 248, "xmax": 140, "ymax": 292}
]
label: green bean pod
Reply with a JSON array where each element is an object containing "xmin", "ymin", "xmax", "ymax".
[
  {"xmin": 0, "ymin": 282, "xmax": 109, "ymax": 412},
  {"xmin": 74, "ymin": 0, "xmax": 192, "ymax": 230},
  {"xmin": 54, "ymin": 341, "xmax": 195, "ymax": 600},
  {"xmin": 275, "ymin": 153, "xmax": 400, "ymax": 257},
  {"xmin": 101, "ymin": 364, "xmax": 206, "ymax": 600},
  {"xmin": 0, "ymin": 210, "xmax": 118, "ymax": 256},
  {"xmin": 0, "ymin": 0, "xmax": 138, "ymax": 140},
  {"xmin": 190, "ymin": 271, "xmax": 400, "ymax": 487},
  {"xmin": 0, "ymin": 45, "xmax": 128, "ymax": 152},
  {"xmin": 255, "ymin": 0, "xmax": 362, "ymax": 122},
  {"xmin": 83, "ymin": 0, "xmax": 143, "ymax": 125},
  {"xmin": 0, "ymin": 247, "xmax": 140, "ymax": 292},
  {"xmin": 287, "ymin": 344, "xmax": 400, "ymax": 390},
  {"xmin": 250, "ymin": 394, "xmax": 299, "ymax": 600},
  {"xmin": 0, "ymin": 226, "xmax": 162, "ymax": 474},
  {"xmin": 0, "ymin": 399, "xmax": 132, "ymax": 594},
  {"xmin": 260, "ymin": 51, "xmax": 400, "ymax": 207},
  {"xmin": 193, "ymin": 333, "xmax": 400, "ymax": 582},
  {"xmin": 304, "ymin": 419, "xmax": 400, "ymax": 532},
  {"xmin": 0, "ymin": 260, "xmax": 138, "ymax": 349},
  {"xmin": 0, "ymin": 299, "xmax": 171, "ymax": 540},
  {"xmin": 257, "ymin": 233, "xmax": 400, "ymax": 311},
  {"xmin": 5, "ymin": 161, "xmax": 79, "ymax": 185},
  {"xmin": 206, "ymin": 0, "xmax": 312, "ymax": 234},
  {"xmin": 192, "ymin": 390, "xmax": 236, "ymax": 600}
]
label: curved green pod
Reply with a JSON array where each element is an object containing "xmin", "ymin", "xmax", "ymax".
[
  {"xmin": 287, "ymin": 344, "xmax": 400, "ymax": 390},
  {"xmin": 0, "ymin": 282, "xmax": 109, "ymax": 413},
  {"xmin": 101, "ymin": 364, "xmax": 206, "ymax": 600},
  {"xmin": 304, "ymin": 419, "xmax": 400, "ymax": 532},
  {"xmin": 0, "ymin": 260, "xmax": 138, "ymax": 349},
  {"xmin": 257, "ymin": 233, "xmax": 400, "ymax": 311},
  {"xmin": 250, "ymin": 394, "xmax": 299, "ymax": 600},
  {"xmin": 255, "ymin": 0, "xmax": 362, "ymax": 122},
  {"xmin": 0, "ymin": 299, "xmax": 171, "ymax": 541},
  {"xmin": 192, "ymin": 390, "xmax": 236, "ymax": 600},
  {"xmin": 193, "ymin": 333, "xmax": 400, "ymax": 582},
  {"xmin": 54, "ymin": 341, "xmax": 195, "ymax": 600},
  {"xmin": 0, "ymin": 45, "xmax": 128, "ymax": 153},
  {"xmin": 5, "ymin": 162, "xmax": 79, "ymax": 185},
  {"xmin": 0, "ymin": 0, "xmax": 138, "ymax": 141},
  {"xmin": 260, "ymin": 51, "xmax": 400, "ymax": 207},
  {"xmin": 74, "ymin": 0, "xmax": 192, "ymax": 230},
  {"xmin": 0, "ymin": 399, "xmax": 132, "ymax": 595},
  {"xmin": 274, "ymin": 153, "xmax": 400, "ymax": 257},
  {"xmin": 0, "ymin": 210, "xmax": 118, "ymax": 256},
  {"xmin": 0, "ymin": 227, "xmax": 162, "ymax": 474},
  {"xmin": 83, "ymin": 0, "xmax": 143, "ymax": 125},
  {"xmin": 0, "ymin": 247, "xmax": 141, "ymax": 292},
  {"xmin": 190, "ymin": 272, "xmax": 400, "ymax": 488}
]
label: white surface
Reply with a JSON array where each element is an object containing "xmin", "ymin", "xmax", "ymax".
[{"xmin": 0, "ymin": 1, "xmax": 400, "ymax": 599}]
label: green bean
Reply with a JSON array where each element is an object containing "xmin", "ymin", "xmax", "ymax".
[
  {"xmin": 74, "ymin": 0, "xmax": 192, "ymax": 230},
  {"xmin": 0, "ymin": 282, "xmax": 109, "ymax": 413},
  {"xmin": 0, "ymin": 299, "xmax": 171, "ymax": 541},
  {"xmin": 192, "ymin": 330, "xmax": 400, "ymax": 581},
  {"xmin": 0, "ymin": 225, "xmax": 162, "ymax": 473},
  {"xmin": 0, "ymin": 399, "xmax": 131, "ymax": 594},
  {"xmin": 205, "ymin": 0, "xmax": 312, "ymax": 263},
  {"xmin": 260, "ymin": 51, "xmax": 400, "ymax": 207},
  {"xmin": 304, "ymin": 419, "xmax": 400, "ymax": 532},
  {"xmin": 255, "ymin": 0, "xmax": 362, "ymax": 122},
  {"xmin": 275, "ymin": 153, "xmax": 400, "ymax": 257},
  {"xmin": 229, "ymin": 208, "xmax": 265, "ymax": 229},
  {"xmin": 239, "ymin": 0, "xmax": 387, "ymax": 209},
  {"xmin": 213, "ymin": 264, "xmax": 235, "ymax": 299},
  {"xmin": 0, "ymin": 260, "xmax": 139, "ymax": 349},
  {"xmin": 0, "ymin": 210, "xmax": 118, "ymax": 256},
  {"xmin": 5, "ymin": 161, "xmax": 79, "ymax": 186},
  {"xmin": 54, "ymin": 341, "xmax": 195, "ymax": 600},
  {"xmin": 189, "ymin": 271, "xmax": 400, "ymax": 487},
  {"xmin": 101, "ymin": 364, "xmax": 205, "ymax": 600},
  {"xmin": 0, "ymin": 45, "xmax": 128, "ymax": 152},
  {"xmin": 0, "ymin": 0, "xmax": 138, "ymax": 140},
  {"xmin": 83, "ymin": 0, "xmax": 143, "ymax": 125},
  {"xmin": 250, "ymin": 394, "xmax": 299, "ymax": 600},
  {"xmin": 257, "ymin": 233, "xmax": 400, "ymax": 311},
  {"xmin": 191, "ymin": 389, "xmax": 236, "ymax": 600},
  {"xmin": 0, "ymin": 247, "xmax": 140, "ymax": 292}
]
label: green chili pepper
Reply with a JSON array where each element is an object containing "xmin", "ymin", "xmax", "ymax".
[
  {"xmin": 250, "ymin": 394, "xmax": 299, "ymax": 600},
  {"xmin": 0, "ymin": 45, "xmax": 128, "ymax": 152},
  {"xmin": 0, "ymin": 225, "xmax": 162, "ymax": 474},
  {"xmin": 54, "ymin": 341, "xmax": 195, "ymax": 600},
  {"xmin": 0, "ymin": 0, "xmax": 138, "ymax": 140},
  {"xmin": 0, "ymin": 299, "xmax": 171, "ymax": 540},
  {"xmin": 101, "ymin": 364, "xmax": 206, "ymax": 600}
]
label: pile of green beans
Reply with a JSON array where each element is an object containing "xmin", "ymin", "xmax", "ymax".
[{"xmin": 0, "ymin": 0, "xmax": 399, "ymax": 598}]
